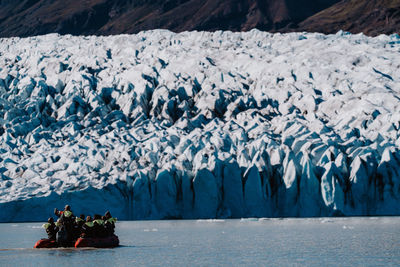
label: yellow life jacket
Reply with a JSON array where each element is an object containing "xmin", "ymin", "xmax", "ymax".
[
  {"xmin": 75, "ymin": 217, "xmax": 84, "ymax": 223},
  {"xmin": 85, "ymin": 221, "xmax": 94, "ymax": 227},
  {"xmin": 107, "ymin": 217, "xmax": 117, "ymax": 224},
  {"xmin": 63, "ymin": 210, "xmax": 72, "ymax": 217},
  {"xmin": 94, "ymin": 219, "xmax": 104, "ymax": 226},
  {"xmin": 42, "ymin": 223, "xmax": 50, "ymax": 229}
]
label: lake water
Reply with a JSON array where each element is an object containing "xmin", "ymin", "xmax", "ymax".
[{"xmin": 0, "ymin": 217, "xmax": 399, "ymax": 266}]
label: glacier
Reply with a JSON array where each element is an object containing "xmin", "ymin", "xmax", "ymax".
[{"xmin": 0, "ymin": 30, "xmax": 400, "ymax": 222}]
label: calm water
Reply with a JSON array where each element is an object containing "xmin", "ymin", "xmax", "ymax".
[{"xmin": 0, "ymin": 217, "xmax": 399, "ymax": 266}]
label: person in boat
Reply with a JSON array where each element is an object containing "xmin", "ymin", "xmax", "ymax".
[
  {"xmin": 55, "ymin": 205, "xmax": 76, "ymax": 242},
  {"xmin": 42, "ymin": 217, "xmax": 58, "ymax": 240},
  {"xmin": 104, "ymin": 211, "xmax": 117, "ymax": 236},
  {"xmin": 56, "ymin": 221, "xmax": 70, "ymax": 246},
  {"xmin": 81, "ymin": 216, "xmax": 94, "ymax": 238},
  {"xmin": 55, "ymin": 218, "xmax": 62, "ymax": 228},
  {"xmin": 54, "ymin": 205, "xmax": 75, "ymax": 219},
  {"xmin": 75, "ymin": 214, "xmax": 85, "ymax": 227},
  {"xmin": 73, "ymin": 214, "xmax": 85, "ymax": 239},
  {"xmin": 93, "ymin": 214, "xmax": 107, "ymax": 238}
]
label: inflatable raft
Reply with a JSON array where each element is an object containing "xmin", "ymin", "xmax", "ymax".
[
  {"xmin": 75, "ymin": 234, "xmax": 119, "ymax": 248},
  {"xmin": 33, "ymin": 238, "xmax": 58, "ymax": 248},
  {"xmin": 34, "ymin": 235, "xmax": 119, "ymax": 248}
]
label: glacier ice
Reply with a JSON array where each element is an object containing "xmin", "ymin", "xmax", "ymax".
[{"xmin": 0, "ymin": 30, "xmax": 400, "ymax": 222}]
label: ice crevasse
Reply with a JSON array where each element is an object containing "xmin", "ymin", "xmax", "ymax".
[{"xmin": 0, "ymin": 30, "xmax": 400, "ymax": 221}]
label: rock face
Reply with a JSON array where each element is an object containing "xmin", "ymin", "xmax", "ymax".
[
  {"xmin": 0, "ymin": 0, "xmax": 398, "ymax": 38},
  {"xmin": 1, "ymin": 30, "xmax": 400, "ymax": 222},
  {"xmin": 296, "ymin": 0, "xmax": 400, "ymax": 36}
]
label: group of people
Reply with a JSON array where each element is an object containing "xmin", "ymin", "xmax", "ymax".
[{"xmin": 42, "ymin": 205, "xmax": 117, "ymax": 243}]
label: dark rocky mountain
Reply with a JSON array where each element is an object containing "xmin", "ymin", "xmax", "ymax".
[
  {"xmin": 0, "ymin": 0, "xmax": 398, "ymax": 37},
  {"xmin": 296, "ymin": 0, "xmax": 400, "ymax": 36}
]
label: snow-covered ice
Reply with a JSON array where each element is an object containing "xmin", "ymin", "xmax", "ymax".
[{"xmin": 1, "ymin": 30, "xmax": 400, "ymax": 222}]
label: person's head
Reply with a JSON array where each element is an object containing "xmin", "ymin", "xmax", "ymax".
[
  {"xmin": 105, "ymin": 211, "xmax": 111, "ymax": 219},
  {"xmin": 93, "ymin": 214, "xmax": 101, "ymax": 220},
  {"xmin": 48, "ymin": 217, "xmax": 54, "ymax": 223},
  {"xmin": 80, "ymin": 214, "xmax": 85, "ymax": 220},
  {"xmin": 86, "ymin": 216, "xmax": 92, "ymax": 222},
  {"xmin": 64, "ymin": 205, "xmax": 71, "ymax": 211}
]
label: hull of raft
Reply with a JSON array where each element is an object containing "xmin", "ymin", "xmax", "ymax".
[
  {"xmin": 74, "ymin": 234, "xmax": 119, "ymax": 248},
  {"xmin": 34, "ymin": 239, "xmax": 58, "ymax": 248}
]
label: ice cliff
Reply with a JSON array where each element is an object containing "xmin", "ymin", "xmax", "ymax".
[{"xmin": 1, "ymin": 30, "xmax": 400, "ymax": 222}]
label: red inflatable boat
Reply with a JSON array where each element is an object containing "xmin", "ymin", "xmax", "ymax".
[
  {"xmin": 34, "ymin": 235, "xmax": 119, "ymax": 248},
  {"xmin": 33, "ymin": 239, "xmax": 58, "ymax": 248},
  {"xmin": 74, "ymin": 234, "xmax": 119, "ymax": 248}
]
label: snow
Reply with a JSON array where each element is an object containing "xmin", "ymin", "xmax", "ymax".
[{"xmin": 0, "ymin": 30, "xmax": 400, "ymax": 222}]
